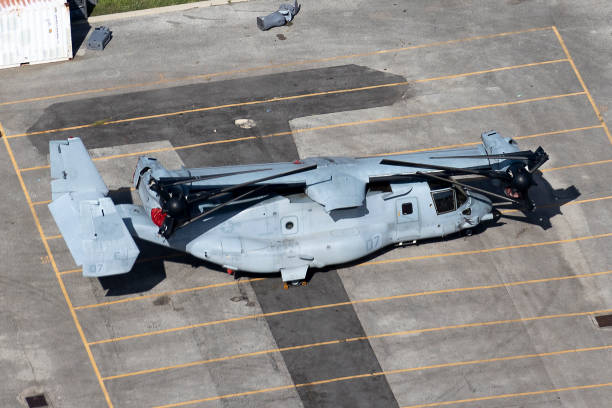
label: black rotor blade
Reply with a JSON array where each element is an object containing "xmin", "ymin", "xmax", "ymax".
[
  {"xmin": 380, "ymin": 158, "xmax": 502, "ymax": 178},
  {"xmin": 429, "ymin": 150, "xmax": 534, "ymax": 161},
  {"xmin": 158, "ymin": 168, "xmax": 272, "ymax": 188},
  {"xmin": 207, "ymin": 163, "xmax": 317, "ymax": 199},
  {"xmin": 179, "ymin": 186, "xmax": 266, "ymax": 229},
  {"xmin": 415, "ymin": 171, "xmax": 522, "ymax": 205}
]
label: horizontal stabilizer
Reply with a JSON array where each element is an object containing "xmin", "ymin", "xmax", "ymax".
[
  {"xmin": 49, "ymin": 195, "xmax": 139, "ymax": 277},
  {"xmin": 48, "ymin": 138, "xmax": 139, "ymax": 277}
]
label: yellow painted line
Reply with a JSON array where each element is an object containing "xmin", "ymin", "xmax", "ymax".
[
  {"xmin": 375, "ymin": 124, "xmax": 604, "ymax": 156},
  {"xmin": 0, "ymin": 123, "xmax": 114, "ymax": 408},
  {"xmin": 542, "ymin": 158, "xmax": 612, "ymax": 172},
  {"xmin": 103, "ymin": 271, "xmax": 612, "ymax": 381},
  {"xmin": 283, "ymin": 91, "xmax": 586, "ymax": 136},
  {"xmin": 18, "ymin": 91, "xmax": 588, "ymax": 174},
  {"xmin": 553, "ymin": 26, "xmax": 612, "ymax": 145},
  {"xmin": 59, "ymin": 253, "xmax": 188, "ymax": 276},
  {"xmin": 0, "ymin": 26, "xmax": 552, "ymax": 107},
  {"xmin": 87, "ymin": 231, "xmax": 611, "ymax": 346},
  {"xmin": 59, "ymin": 268, "xmax": 83, "ymax": 276},
  {"xmin": 500, "ymin": 195, "xmax": 612, "ymax": 214},
  {"xmin": 74, "ymin": 278, "xmax": 266, "ymax": 310},
  {"xmin": 32, "ymin": 199, "xmax": 52, "ymax": 206},
  {"xmin": 151, "ymin": 344, "xmax": 612, "ymax": 408},
  {"xmin": 361, "ymin": 232, "xmax": 612, "ymax": 267},
  {"xmin": 9, "ymin": 81, "xmax": 417, "ymax": 138},
  {"xmin": 19, "ymin": 164, "xmax": 53, "ymax": 172},
  {"xmin": 402, "ymin": 382, "xmax": 612, "ymax": 408},
  {"xmin": 8, "ymin": 58, "xmax": 568, "ymax": 141},
  {"xmin": 45, "ymin": 234, "xmax": 62, "ymax": 240}
]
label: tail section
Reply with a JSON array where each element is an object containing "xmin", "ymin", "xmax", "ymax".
[
  {"xmin": 48, "ymin": 138, "xmax": 139, "ymax": 277},
  {"xmin": 480, "ymin": 130, "xmax": 520, "ymax": 156}
]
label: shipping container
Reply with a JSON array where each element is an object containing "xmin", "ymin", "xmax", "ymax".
[{"xmin": 0, "ymin": 0, "xmax": 72, "ymax": 69}]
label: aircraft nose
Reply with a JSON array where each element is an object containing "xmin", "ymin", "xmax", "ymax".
[
  {"xmin": 460, "ymin": 192, "xmax": 493, "ymax": 227},
  {"xmin": 470, "ymin": 192, "xmax": 494, "ymax": 221}
]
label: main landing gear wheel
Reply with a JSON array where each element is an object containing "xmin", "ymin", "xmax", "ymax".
[{"xmin": 283, "ymin": 280, "xmax": 307, "ymax": 289}]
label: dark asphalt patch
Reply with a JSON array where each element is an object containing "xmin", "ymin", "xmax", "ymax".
[
  {"xmin": 27, "ymin": 64, "xmax": 407, "ymax": 167},
  {"xmin": 251, "ymin": 274, "xmax": 399, "ymax": 408}
]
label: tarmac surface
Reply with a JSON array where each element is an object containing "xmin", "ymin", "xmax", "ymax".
[{"xmin": 1, "ymin": 1, "xmax": 612, "ymax": 407}]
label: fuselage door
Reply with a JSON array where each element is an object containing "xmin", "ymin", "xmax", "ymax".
[{"xmin": 395, "ymin": 197, "xmax": 420, "ymax": 241}]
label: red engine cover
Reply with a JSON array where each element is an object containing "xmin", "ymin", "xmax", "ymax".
[{"xmin": 151, "ymin": 208, "xmax": 167, "ymax": 227}]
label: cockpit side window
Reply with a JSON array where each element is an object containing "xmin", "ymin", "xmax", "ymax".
[
  {"xmin": 431, "ymin": 189, "xmax": 456, "ymax": 214},
  {"xmin": 456, "ymin": 188, "xmax": 468, "ymax": 207}
]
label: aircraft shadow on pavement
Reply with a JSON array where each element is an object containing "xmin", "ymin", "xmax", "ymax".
[
  {"xmin": 27, "ymin": 64, "xmax": 409, "ymax": 168},
  {"xmin": 462, "ymin": 173, "xmax": 580, "ymax": 230}
]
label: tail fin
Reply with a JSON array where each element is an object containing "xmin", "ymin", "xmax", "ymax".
[
  {"xmin": 480, "ymin": 130, "xmax": 519, "ymax": 155},
  {"xmin": 48, "ymin": 138, "xmax": 139, "ymax": 277}
]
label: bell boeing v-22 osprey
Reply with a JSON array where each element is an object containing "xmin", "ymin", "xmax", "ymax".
[{"xmin": 49, "ymin": 131, "xmax": 548, "ymax": 285}]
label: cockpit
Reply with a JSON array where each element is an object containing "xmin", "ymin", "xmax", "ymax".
[{"xmin": 429, "ymin": 181, "xmax": 468, "ymax": 215}]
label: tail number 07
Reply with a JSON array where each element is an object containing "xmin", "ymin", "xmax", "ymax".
[{"xmin": 366, "ymin": 234, "xmax": 381, "ymax": 251}]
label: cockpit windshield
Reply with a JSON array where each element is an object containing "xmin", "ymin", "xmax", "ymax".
[
  {"xmin": 432, "ymin": 189, "xmax": 455, "ymax": 214},
  {"xmin": 431, "ymin": 187, "xmax": 468, "ymax": 215}
]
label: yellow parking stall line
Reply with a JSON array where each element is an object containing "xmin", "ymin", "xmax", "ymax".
[
  {"xmin": 19, "ymin": 123, "xmax": 603, "ymax": 174},
  {"xmin": 0, "ymin": 122, "xmax": 114, "ymax": 407},
  {"xmin": 45, "ymin": 234, "xmax": 62, "ymax": 240},
  {"xmin": 87, "ymin": 231, "xmax": 611, "ymax": 346},
  {"xmin": 74, "ymin": 278, "xmax": 266, "ymax": 310},
  {"xmin": 17, "ymin": 91, "xmax": 588, "ymax": 174},
  {"xmin": 32, "ymin": 199, "xmax": 52, "ymax": 206},
  {"xmin": 19, "ymin": 164, "xmax": 53, "ymax": 172},
  {"xmin": 9, "ymin": 82, "xmax": 416, "ymax": 139},
  {"xmin": 59, "ymin": 253, "xmax": 188, "ymax": 276},
  {"xmin": 151, "ymin": 344, "xmax": 612, "ymax": 408},
  {"xmin": 500, "ymin": 195, "xmax": 612, "ymax": 214},
  {"xmin": 7, "ymin": 58, "xmax": 568, "ymax": 141},
  {"xmin": 103, "ymin": 271, "xmax": 612, "ymax": 381},
  {"xmin": 361, "ymin": 232, "xmax": 612, "ymax": 267},
  {"xmin": 59, "ymin": 268, "xmax": 83, "ymax": 276},
  {"xmin": 553, "ymin": 26, "xmax": 612, "ymax": 145},
  {"xmin": 0, "ymin": 26, "xmax": 553, "ymax": 107},
  {"xmin": 280, "ymin": 92, "xmax": 586, "ymax": 137},
  {"xmin": 542, "ymin": 158, "xmax": 612, "ymax": 172},
  {"xmin": 402, "ymin": 382, "xmax": 612, "ymax": 408},
  {"xmin": 375, "ymin": 124, "xmax": 604, "ymax": 156}
]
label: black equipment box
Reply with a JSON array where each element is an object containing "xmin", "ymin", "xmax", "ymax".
[{"xmin": 87, "ymin": 26, "xmax": 112, "ymax": 51}]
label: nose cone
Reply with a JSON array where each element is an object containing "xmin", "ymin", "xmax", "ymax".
[
  {"xmin": 460, "ymin": 192, "xmax": 493, "ymax": 228},
  {"xmin": 469, "ymin": 192, "xmax": 494, "ymax": 220}
]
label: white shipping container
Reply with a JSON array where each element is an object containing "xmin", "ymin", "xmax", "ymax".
[{"xmin": 0, "ymin": 0, "xmax": 72, "ymax": 69}]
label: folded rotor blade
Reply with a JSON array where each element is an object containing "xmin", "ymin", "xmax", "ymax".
[
  {"xmin": 158, "ymin": 168, "xmax": 272, "ymax": 187},
  {"xmin": 380, "ymin": 158, "xmax": 496, "ymax": 177},
  {"xmin": 415, "ymin": 171, "xmax": 522, "ymax": 205},
  {"xmin": 429, "ymin": 151, "xmax": 534, "ymax": 161},
  {"xmin": 179, "ymin": 186, "xmax": 266, "ymax": 229},
  {"xmin": 208, "ymin": 163, "xmax": 317, "ymax": 199}
]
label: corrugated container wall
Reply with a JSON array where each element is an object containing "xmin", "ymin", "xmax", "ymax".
[{"xmin": 0, "ymin": 0, "xmax": 72, "ymax": 69}]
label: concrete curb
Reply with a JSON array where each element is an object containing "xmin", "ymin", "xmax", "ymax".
[{"xmin": 78, "ymin": 0, "xmax": 249, "ymax": 24}]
